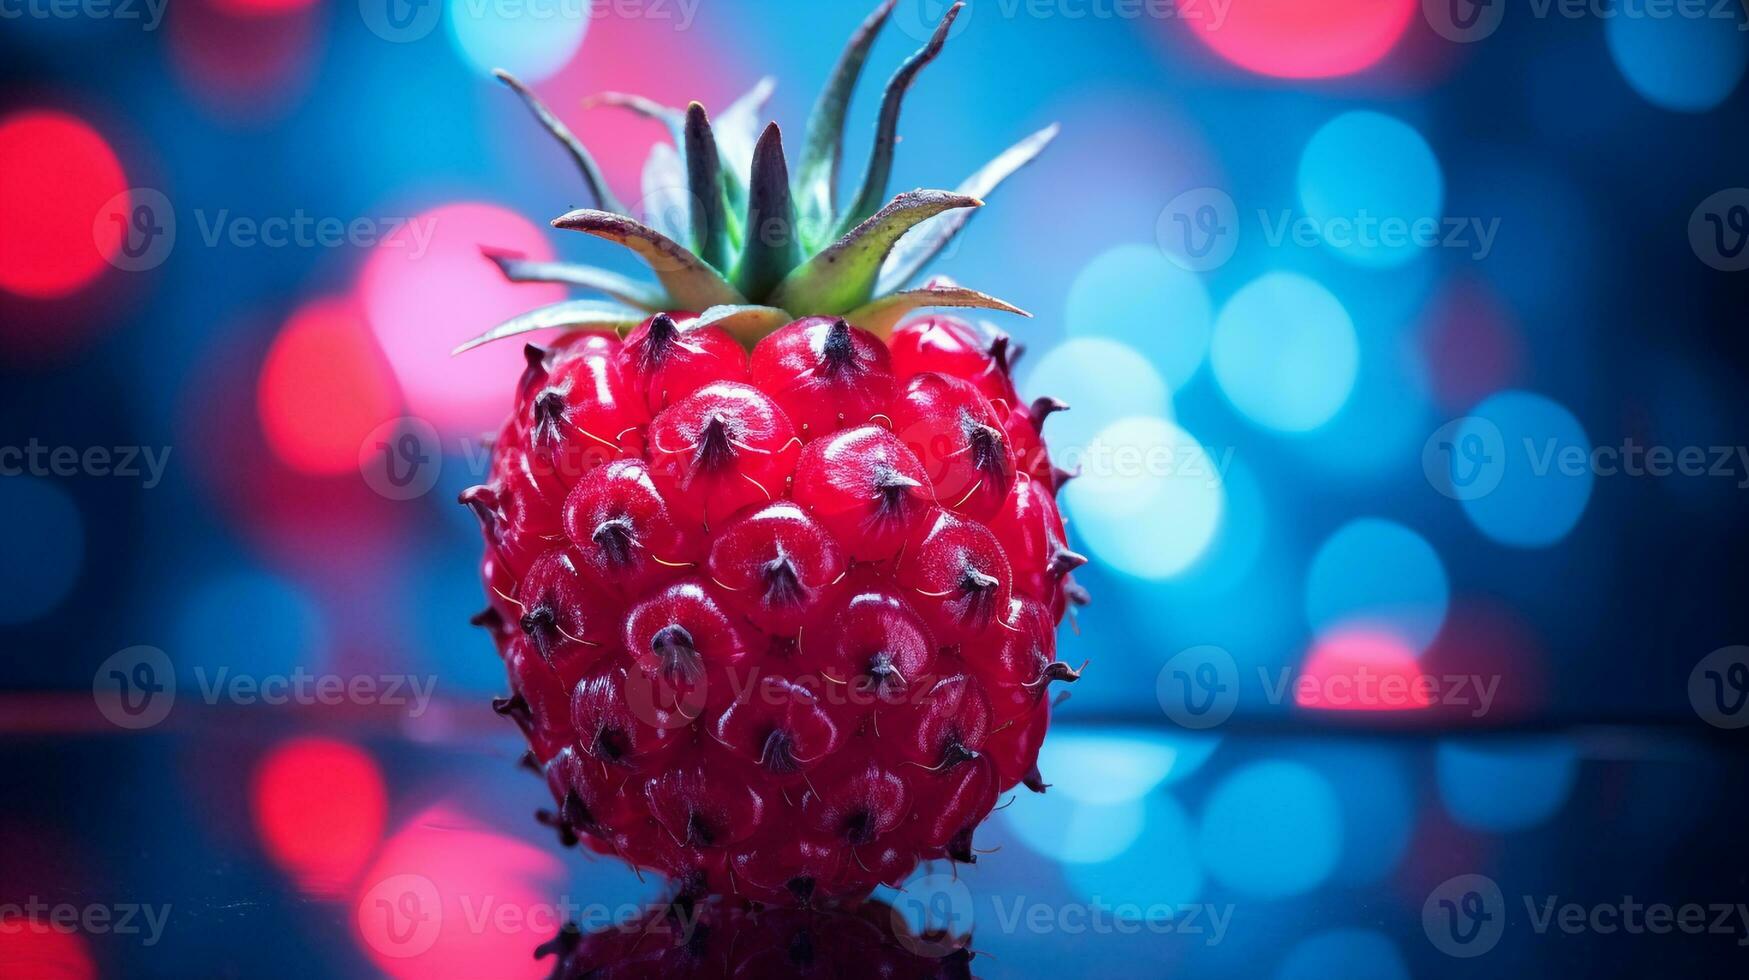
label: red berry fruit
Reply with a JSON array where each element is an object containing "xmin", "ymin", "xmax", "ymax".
[
  {"xmin": 618, "ymin": 312, "xmax": 749, "ymax": 413},
  {"xmin": 647, "ymin": 381, "xmax": 800, "ymax": 528},
  {"xmin": 464, "ymin": 1, "xmax": 1085, "ymax": 907},
  {"xmin": 889, "ymin": 371, "xmax": 1016, "ymax": 520},
  {"xmin": 749, "ymin": 316, "xmax": 895, "ymax": 438},
  {"xmin": 792, "ymin": 424, "xmax": 933, "ymax": 562}
]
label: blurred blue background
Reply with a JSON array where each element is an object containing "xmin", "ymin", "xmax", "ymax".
[{"xmin": 3, "ymin": 0, "xmax": 1748, "ymax": 977}]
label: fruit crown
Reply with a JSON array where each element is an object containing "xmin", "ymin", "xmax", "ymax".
[{"xmin": 456, "ymin": 0, "xmax": 1056, "ymax": 355}]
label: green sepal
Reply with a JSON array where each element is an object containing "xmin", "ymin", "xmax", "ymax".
[
  {"xmin": 713, "ymin": 76, "xmax": 776, "ymax": 223},
  {"xmin": 833, "ymin": 2, "xmax": 963, "ymax": 238},
  {"xmin": 586, "ymin": 78, "xmax": 774, "ymax": 242},
  {"xmin": 770, "ymin": 189, "xmax": 979, "ymax": 315},
  {"xmin": 551, "ymin": 209, "xmax": 746, "ymax": 311},
  {"xmin": 732, "ymin": 124, "xmax": 804, "ymax": 301},
  {"xmin": 844, "ymin": 280, "xmax": 1029, "ymax": 338},
  {"xmin": 482, "ymin": 249, "xmax": 667, "ymax": 311},
  {"xmin": 796, "ymin": 0, "xmax": 897, "ymax": 247},
  {"xmin": 495, "ymin": 70, "xmax": 627, "ymax": 216},
  {"xmin": 689, "ymin": 304, "xmax": 794, "ymax": 349},
  {"xmin": 683, "ymin": 103, "xmax": 731, "ymax": 272},
  {"xmin": 877, "ymin": 123, "xmax": 1059, "ymax": 294},
  {"xmin": 452, "ymin": 300, "xmax": 644, "ymax": 355}
]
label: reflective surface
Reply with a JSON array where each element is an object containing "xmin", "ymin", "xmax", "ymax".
[{"xmin": 3, "ymin": 718, "xmax": 1744, "ymax": 977}]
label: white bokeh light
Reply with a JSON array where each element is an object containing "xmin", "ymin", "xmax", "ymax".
[{"xmin": 1063, "ymin": 415, "xmax": 1225, "ymax": 579}]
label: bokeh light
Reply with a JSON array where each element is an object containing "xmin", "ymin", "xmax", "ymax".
[
  {"xmin": 167, "ymin": 0, "xmax": 324, "ymax": 118},
  {"xmin": 1004, "ymin": 790, "xmax": 1146, "ymax": 865},
  {"xmin": 1197, "ymin": 760, "xmax": 1341, "ymax": 898},
  {"xmin": 1437, "ymin": 738, "xmax": 1579, "ymax": 832},
  {"xmin": 1020, "ymin": 337, "xmax": 1171, "ymax": 454},
  {"xmin": 360, "ymin": 201, "xmax": 565, "ymax": 435},
  {"xmin": 1297, "ymin": 111, "xmax": 1444, "ymax": 268},
  {"xmin": 0, "ymin": 110, "xmax": 127, "ymax": 299},
  {"xmin": 1175, "ymin": 0, "xmax": 1416, "ymax": 79},
  {"xmin": 1035, "ymin": 729, "xmax": 1182, "ymax": 805},
  {"xmin": 1063, "ymin": 416, "xmax": 1225, "ymax": 579},
  {"xmin": 259, "ymin": 297, "xmax": 402, "ymax": 475},
  {"xmin": 0, "ymin": 920, "xmax": 95, "ymax": 980},
  {"xmin": 181, "ymin": 323, "xmax": 413, "ymax": 574},
  {"xmin": 1065, "ymin": 794, "xmax": 1204, "ymax": 915},
  {"xmin": 1275, "ymin": 929, "xmax": 1409, "ymax": 980},
  {"xmin": 0, "ymin": 477, "xmax": 84, "ymax": 626},
  {"xmin": 1305, "ymin": 518, "xmax": 1449, "ymax": 651},
  {"xmin": 253, "ymin": 738, "xmax": 387, "ymax": 897},
  {"xmin": 1606, "ymin": 12, "xmax": 1748, "ymax": 112},
  {"xmin": 1211, "ymin": 273, "xmax": 1359, "ymax": 433},
  {"xmin": 1458, "ymin": 390, "xmax": 1594, "ymax": 548},
  {"xmin": 1065, "ymin": 244, "xmax": 1214, "ymax": 391},
  {"xmin": 212, "ymin": 0, "xmax": 319, "ymax": 11},
  {"xmin": 1295, "ymin": 629, "xmax": 1432, "ymax": 712},
  {"xmin": 447, "ymin": 0, "xmax": 590, "ymax": 83},
  {"xmin": 354, "ymin": 806, "xmax": 562, "ymax": 979}
]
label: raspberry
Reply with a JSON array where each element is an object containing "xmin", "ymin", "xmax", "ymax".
[{"xmin": 461, "ymin": 1, "xmax": 1085, "ymax": 905}]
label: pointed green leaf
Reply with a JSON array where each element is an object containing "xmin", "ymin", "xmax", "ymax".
[
  {"xmin": 586, "ymin": 81, "xmax": 770, "ymax": 234},
  {"xmin": 552, "ymin": 209, "xmax": 746, "ymax": 310},
  {"xmin": 877, "ymin": 123, "xmax": 1059, "ymax": 294},
  {"xmin": 689, "ymin": 304, "xmax": 794, "ymax": 348},
  {"xmin": 640, "ymin": 141, "xmax": 691, "ymax": 244},
  {"xmin": 713, "ymin": 76, "xmax": 776, "ymax": 213},
  {"xmin": 796, "ymin": 0, "xmax": 897, "ymax": 244},
  {"xmin": 834, "ymin": 2, "xmax": 963, "ymax": 238},
  {"xmin": 769, "ymin": 189, "xmax": 979, "ymax": 315},
  {"xmin": 844, "ymin": 282, "xmax": 1030, "ymax": 338},
  {"xmin": 732, "ymin": 124, "xmax": 804, "ymax": 302},
  {"xmin": 452, "ymin": 300, "xmax": 644, "ymax": 355},
  {"xmin": 482, "ymin": 250, "xmax": 667, "ymax": 311},
  {"xmin": 684, "ymin": 103, "xmax": 731, "ymax": 273},
  {"xmin": 496, "ymin": 70, "xmax": 627, "ymax": 216}
]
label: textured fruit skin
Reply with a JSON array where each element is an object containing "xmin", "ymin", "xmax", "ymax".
[{"xmin": 470, "ymin": 314, "xmax": 1082, "ymax": 904}]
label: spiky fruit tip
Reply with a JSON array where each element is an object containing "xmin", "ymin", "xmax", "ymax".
[{"xmin": 462, "ymin": 0, "xmax": 1087, "ymax": 906}]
